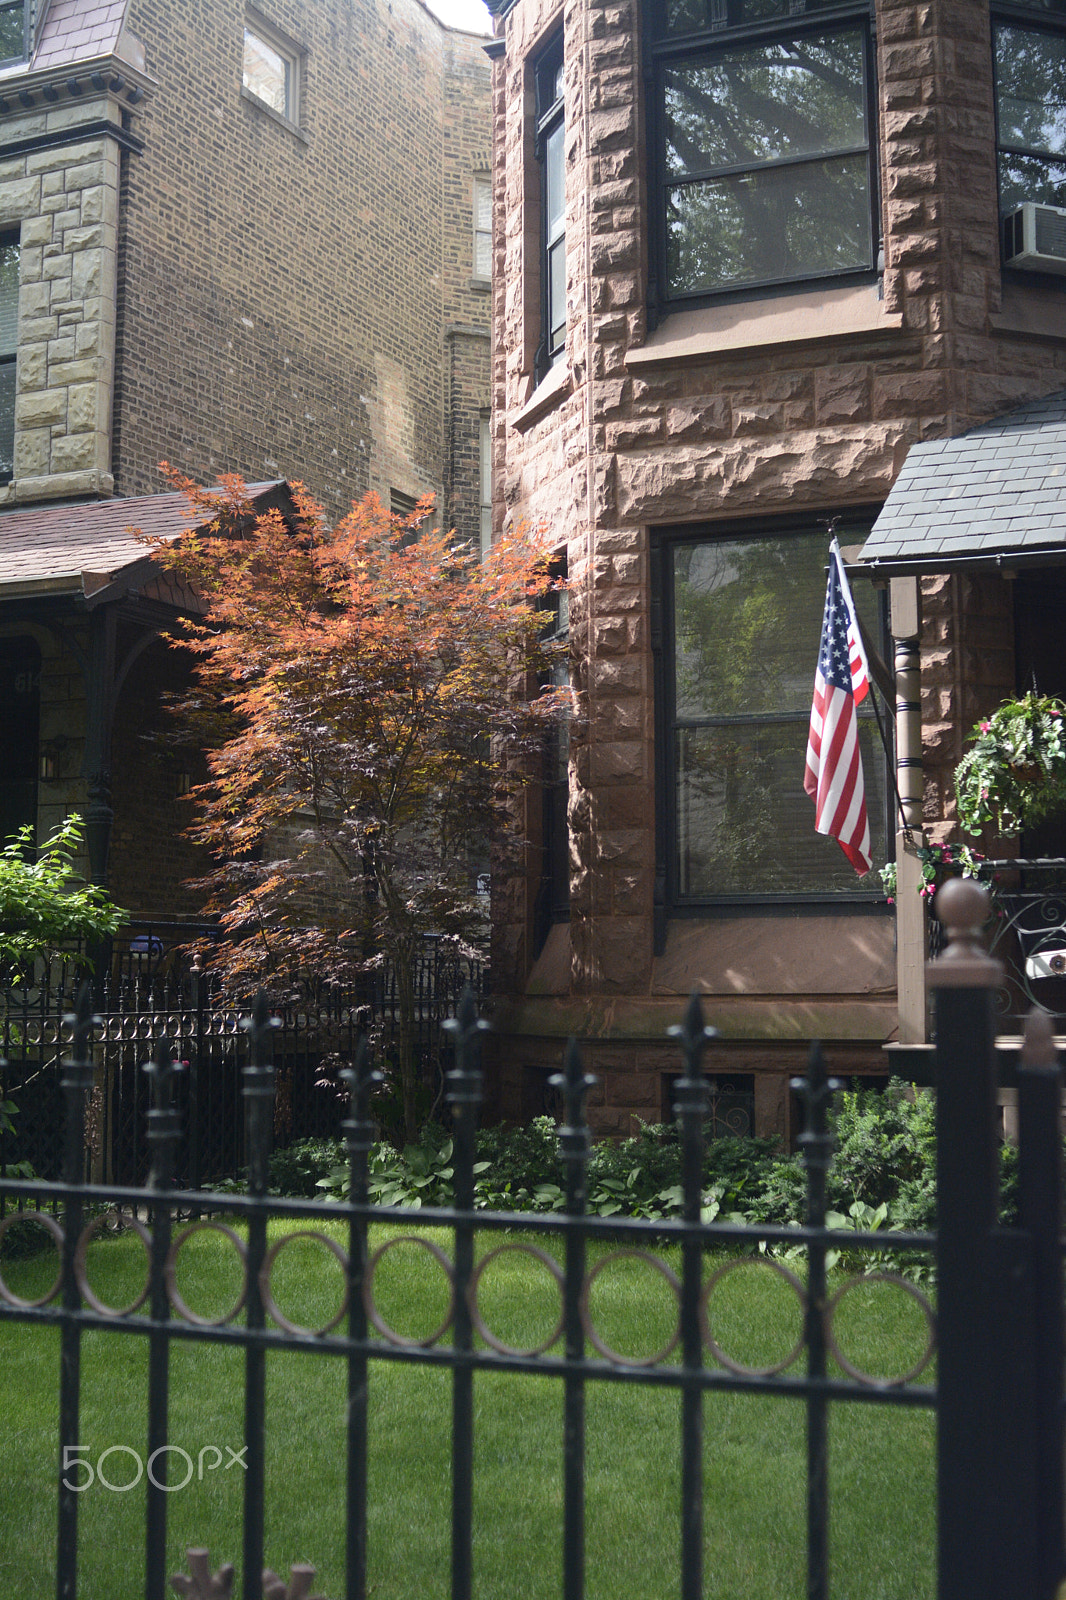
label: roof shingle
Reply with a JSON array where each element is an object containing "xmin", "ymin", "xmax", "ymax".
[{"xmin": 862, "ymin": 390, "xmax": 1066, "ymax": 572}]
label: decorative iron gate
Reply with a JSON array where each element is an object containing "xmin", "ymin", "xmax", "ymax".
[
  {"xmin": 0, "ymin": 925, "xmax": 486, "ymax": 1188},
  {"xmin": 0, "ymin": 877, "xmax": 1061, "ymax": 1600}
]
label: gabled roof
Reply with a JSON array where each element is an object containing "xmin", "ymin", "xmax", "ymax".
[
  {"xmin": 0, "ymin": 482, "xmax": 288, "ymax": 603},
  {"xmin": 862, "ymin": 390, "xmax": 1066, "ymax": 574}
]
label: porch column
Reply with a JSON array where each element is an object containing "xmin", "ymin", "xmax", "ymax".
[{"xmin": 891, "ymin": 575, "xmax": 925, "ymax": 1043}]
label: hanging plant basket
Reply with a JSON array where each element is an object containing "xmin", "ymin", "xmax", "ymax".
[{"xmin": 955, "ymin": 692, "xmax": 1066, "ymax": 837}]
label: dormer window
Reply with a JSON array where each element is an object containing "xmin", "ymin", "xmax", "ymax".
[{"xmin": 0, "ymin": 1, "xmax": 31, "ymax": 67}]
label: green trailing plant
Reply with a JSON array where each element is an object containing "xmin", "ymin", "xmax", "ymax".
[
  {"xmin": 955, "ymin": 691, "xmax": 1066, "ymax": 836},
  {"xmin": 879, "ymin": 840, "xmax": 984, "ymax": 903}
]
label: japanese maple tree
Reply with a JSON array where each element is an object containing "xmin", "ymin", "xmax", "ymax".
[{"xmin": 147, "ymin": 469, "xmax": 566, "ymax": 1139}]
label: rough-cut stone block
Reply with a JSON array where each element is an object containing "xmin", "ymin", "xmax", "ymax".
[{"xmin": 16, "ymin": 387, "xmax": 66, "ymax": 427}]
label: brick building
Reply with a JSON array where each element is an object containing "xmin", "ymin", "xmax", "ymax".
[
  {"xmin": 484, "ymin": 0, "xmax": 1066, "ymax": 1139},
  {"xmin": 0, "ymin": 0, "xmax": 492, "ymax": 917}
]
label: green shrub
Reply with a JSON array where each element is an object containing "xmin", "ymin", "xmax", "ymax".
[{"xmin": 268, "ymin": 1137, "xmax": 343, "ymax": 1198}]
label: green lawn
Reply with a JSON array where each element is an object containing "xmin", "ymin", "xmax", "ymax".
[{"xmin": 0, "ymin": 1219, "xmax": 936, "ymax": 1599}]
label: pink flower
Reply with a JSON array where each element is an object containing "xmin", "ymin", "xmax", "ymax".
[{"xmin": 979, "ymin": 721, "xmax": 991, "ymax": 732}]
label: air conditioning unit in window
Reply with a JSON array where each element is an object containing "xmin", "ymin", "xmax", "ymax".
[{"xmin": 1002, "ymin": 201, "xmax": 1066, "ymax": 275}]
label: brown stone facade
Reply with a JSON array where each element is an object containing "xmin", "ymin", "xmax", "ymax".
[{"xmin": 485, "ymin": 0, "xmax": 1066, "ymax": 1137}]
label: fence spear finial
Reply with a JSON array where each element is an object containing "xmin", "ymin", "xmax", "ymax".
[{"xmin": 169, "ymin": 1548, "xmax": 235, "ymax": 1598}]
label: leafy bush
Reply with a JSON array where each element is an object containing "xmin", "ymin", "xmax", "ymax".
[
  {"xmin": 268, "ymin": 1137, "xmax": 343, "ymax": 1198},
  {"xmin": 827, "ymin": 1079, "xmax": 937, "ymax": 1211},
  {"xmin": 270, "ymin": 1082, "xmax": 1033, "ymax": 1286}
]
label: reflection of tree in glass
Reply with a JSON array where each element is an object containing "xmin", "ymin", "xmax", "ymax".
[
  {"xmin": 996, "ymin": 27, "xmax": 1066, "ymax": 158},
  {"xmin": 679, "ymin": 728, "xmax": 791, "ymax": 893},
  {"xmin": 665, "ymin": 38, "xmax": 864, "ymax": 171},
  {"xmin": 996, "ymin": 26, "xmax": 1066, "ymax": 209},
  {"xmin": 673, "ymin": 537, "xmax": 822, "ymax": 720},
  {"xmin": 663, "ymin": 32, "xmax": 871, "ymax": 291}
]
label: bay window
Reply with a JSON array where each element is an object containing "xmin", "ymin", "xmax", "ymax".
[
  {"xmin": 645, "ymin": 0, "xmax": 877, "ymax": 308},
  {"xmin": 654, "ymin": 522, "xmax": 887, "ymax": 902},
  {"xmin": 993, "ymin": 4, "xmax": 1066, "ymax": 215}
]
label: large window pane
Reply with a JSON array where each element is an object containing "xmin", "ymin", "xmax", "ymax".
[
  {"xmin": 676, "ymin": 719, "xmax": 886, "ymax": 895},
  {"xmin": 995, "ymin": 24, "xmax": 1066, "ymax": 159},
  {"xmin": 0, "ymin": 2, "xmax": 24, "ymax": 62},
  {"xmin": 667, "ymin": 154, "xmax": 871, "ymax": 294},
  {"xmin": 674, "ymin": 537, "xmax": 829, "ymax": 719},
  {"xmin": 670, "ymin": 530, "xmax": 885, "ymax": 897},
  {"xmin": 664, "ymin": 34, "xmax": 866, "ymax": 175}
]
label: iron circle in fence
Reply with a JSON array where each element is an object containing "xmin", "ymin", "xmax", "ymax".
[
  {"xmin": 580, "ymin": 1250, "xmax": 681, "ymax": 1368},
  {"xmin": 700, "ymin": 1257, "xmax": 807, "ymax": 1377},
  {"xmin": 363, "ymin": 1235, "xmax": 455, "ymax": 1348},
  {"xmin": 258, "ymin": 1230, "xmax": 350, "ymax": 1337},
  {"xmin": 74, "ymin": 1212, "xmax": 153, "ymax": 1317},
  {"xmin": 164, "ymin": 1222, "xmax": 248, "ymax": 1328},
  {"xmin": 467, "ymin": 1242, "xmax": 566, "ymax": 1357},
  {"xmin": 0, "ymin": 1210, "xmax": 64, "ymax": 1308},
  {"xmin": 825, "ymin": 1271, "xmax": 937, "ymax": 1388}
]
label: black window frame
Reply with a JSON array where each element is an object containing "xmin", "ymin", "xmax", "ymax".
[
  {"xmin": 534, "ymin": 32, "xmax": 566, "ymax": 383},
  {"xmin": 651, "ymin": 515, "xmax": 890, "ymax": 929},
  {"xmin": 991, "ymin": 0, "xmax": 1066, "ymax": 235},
  {"xmin": 642, "ymin": 0, "xmax": 880, "ymax": 321}
]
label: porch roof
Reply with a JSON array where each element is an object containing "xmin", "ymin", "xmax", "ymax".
[
  {"xmin": 861, "ymin": 388, "xmax": 1066, "ymax": 575},
  {"xmin": 0, "ymin": 481, "xmax": 287, "ymax": 602}
]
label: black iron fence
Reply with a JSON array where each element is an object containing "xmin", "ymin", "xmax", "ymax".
[
  {"xmin": 0, "ymin": 878, "xmax": 1062, "ymax": 1599},
  {"xmin": 0, "ymin": 923, "xmax": 486, "ymax": 1189}
]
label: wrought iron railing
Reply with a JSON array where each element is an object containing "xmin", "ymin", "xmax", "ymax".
[
  {"xmin": 0, "ymin": 880, "xmax": 1061, "ymax": 1600},
  {"xmin": 0, "ymin": 926, "xmax": 486, "ymax": 1188}
]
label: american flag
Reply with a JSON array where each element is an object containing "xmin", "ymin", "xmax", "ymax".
[{"xmin": 804, "ymin": 538, "xmax": 872, "ymax": 875}]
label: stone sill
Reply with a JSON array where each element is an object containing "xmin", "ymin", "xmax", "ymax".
[
  {"xmin": 991, "ymin": 280, "xmax": 1066, "ymax": 342},
  {"xmin": 239, "ymin": 86, "xmax": 309, "ymax": 145},
  {"xmin": 7, "ymin": 467, "xmax": 113, "ymax": 504},
  {"xmin": 510, "ymin": 359, "xmax": 571, "ymax": 433},
  {"xmin": 492, "ymin": 994, "xmax": 897, "ymax": 1044},
  {"xmin": 626, "ymin": 284, "xmax": 903, "ymax": 371}
]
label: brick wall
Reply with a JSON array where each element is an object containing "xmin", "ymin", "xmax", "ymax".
[{"xmin": 112, "ymin": 0, "xmax": 492, "ymax": 536}]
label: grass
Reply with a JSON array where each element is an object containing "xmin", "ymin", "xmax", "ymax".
[{"xmin": 0, "ymin": 1218, "xmax": 936, "ymax": 1599}]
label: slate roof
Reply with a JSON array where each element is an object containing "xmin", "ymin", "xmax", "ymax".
[
  {"xmin": 0, "ymin": 0, "xmax": 147, "ymax": 79},
  {"xmin": 0, "ymin": 483, "xmax": 286, "ymax": 601},
  {"xmin": 32, "ymin": 0, "xmax": 130, "ymax": 71},
  {"xmin": 862, "ymin": 389, "xmax": 1066, "ymax": 573}
]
